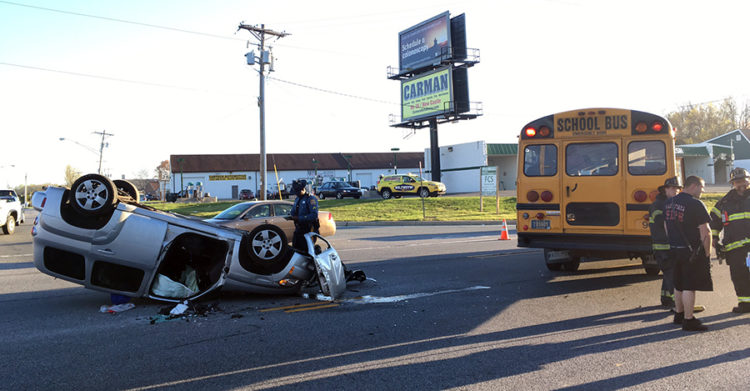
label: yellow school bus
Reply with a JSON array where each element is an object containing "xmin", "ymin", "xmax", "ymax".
[{"xmin": 516, "ymin": 108, "xmax": 677, "ymax": 273}]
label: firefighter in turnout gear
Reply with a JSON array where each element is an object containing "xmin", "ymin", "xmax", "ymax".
[
  {"xmin": 649, "ymin": 176, "xmax": 683, "ymax": 308},
  {"xmin": 710, "ymin": 167, "xmax": 750, "ymax": 313}
]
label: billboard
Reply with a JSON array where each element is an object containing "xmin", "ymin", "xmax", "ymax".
[
  {"xmin": 399, "ymin": 11, "xmax": 451, "ymax": 73},
  {"xmin": 401, "ymin": 66, "xmax": 453, "ymax": 122}
]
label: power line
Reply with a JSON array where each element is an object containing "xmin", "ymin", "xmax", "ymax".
[
  {"xmin": 0, "ymin": 61, "xmax": 246, "ymax": 96},
  {"xmin": 0, "ymin": 0, "xmax": 243, "ymax": 41},
  {"xmin": 0, "ymin": 61, "xmax": 396, "ymax": 107},
  {"xmin": 268, "ymin": 76, "xmax": 398, "ymax": 105}
]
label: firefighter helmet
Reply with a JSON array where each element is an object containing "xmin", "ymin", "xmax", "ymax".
[
  {"xmin": 658, "ymin": 176, "xmax": 683, "ymax": 193},
  {"xmin": 729, "ymin": 168, "xmax": 750, "ymax": 182}
]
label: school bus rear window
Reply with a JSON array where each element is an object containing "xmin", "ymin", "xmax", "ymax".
[
  {"xmin": 566, "ymin": 143, "xmax": 618, "ymax": 176},
  {"xmin": 627, "ymin": 141, "xmax": 666, "ymax": 175},
  {"xmin": 524, "ymin": 145, "xmax": 557, "ymax": 176}
]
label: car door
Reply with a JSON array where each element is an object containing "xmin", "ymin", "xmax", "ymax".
[
  {"xmin": 271, "ymin": 203, "xmax": 295, "ymax": 240},
  {"xmin": 232, "ymin": 204, "xmax": 272, "ymax": 232}
]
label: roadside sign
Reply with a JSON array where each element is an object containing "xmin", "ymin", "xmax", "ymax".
[{"xmin": 480, "ymin": 166, "xmax": 499, "ymax": 213}]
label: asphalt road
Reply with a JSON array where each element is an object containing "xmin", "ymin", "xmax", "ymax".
[{"xmin": 1, "ymin": 219, "xmax": 750, "ymax": 390}]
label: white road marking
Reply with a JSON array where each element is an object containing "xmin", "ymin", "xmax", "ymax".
[{"xmin": 344, "ymin": 285, "xmax": 490, "ymax": 304}]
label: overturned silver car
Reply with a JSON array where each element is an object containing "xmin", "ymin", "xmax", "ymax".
[{"xmin": 31, "ymin": 174, "xmax": 347, "ymax": 302}]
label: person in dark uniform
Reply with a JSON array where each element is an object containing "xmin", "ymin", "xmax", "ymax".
[
  {"xmin": 665, "ymin": 176, "xmax": 713, "ymax": 331},
  {"xmin": 649, "ymin": 176, "xmax": 683, "ymax": 308},
  {"xmin": 290, "ymin": 180, "xmax": 320, "ymax": 252},
  {"xmin": 710, "ymin": 167, "xmax": 750, "ymax": 313}
]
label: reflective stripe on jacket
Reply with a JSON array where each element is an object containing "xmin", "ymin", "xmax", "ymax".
[
  {"xmin": 648, "ymin": 194, "xmax": 670, "ymax": 250},
  {"xmin": 710, "ymin": 189, "xmax": 750, "ymax": 252}
]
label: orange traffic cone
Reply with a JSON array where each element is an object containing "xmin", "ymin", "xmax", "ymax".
[{"xmin": 499, "ymin": 219, "xmax": 510, "ymax": 240}]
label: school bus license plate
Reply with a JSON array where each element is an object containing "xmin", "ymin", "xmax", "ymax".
[{"xmin": 531, "ymin": 220, "xmax": 551, "ymax": 230}]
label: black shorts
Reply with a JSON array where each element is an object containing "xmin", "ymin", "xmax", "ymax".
[{"xmin": 671, "ymin": 248, "xmax": 713, "ymax": 292}]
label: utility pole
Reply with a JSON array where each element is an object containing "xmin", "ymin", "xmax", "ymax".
[
  {"xmin": 93, "ymin": 130, "xmax": 114, "ymax": 175},
  {"xmin": 237, "ymin": 23, "xmax": 289, "ymax": 200}
]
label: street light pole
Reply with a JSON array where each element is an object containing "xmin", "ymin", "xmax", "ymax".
[
  {"xmin": 343, "ymin": 154, "xmax": 353, "ymax": 183},
  {"xmin": 391, "ymin": 147, "xmax": 400, "ymax": 174},
  {"xmin": 312, "ymin": 158, "xmax": 319, "ymax": 185}
]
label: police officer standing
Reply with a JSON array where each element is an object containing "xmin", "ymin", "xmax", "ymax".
[
  {"xmin": 290, "ymin": 180, "xmax": 320, "ymax": 252},
  {"xmin": 710, "ymin": 167, "xmax": 750, "ymax": 313},
  {"xmin": 649, "ymin": 176, "xmax": 683, "ymax": 308}
]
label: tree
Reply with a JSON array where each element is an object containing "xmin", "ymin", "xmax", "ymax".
[
  {"xmin": 667, "ymin": 97, "xmax": 750, "ymax": 144},
  {"xmin": 155, "ymin": 160, "xmax": 170, "ymax": 182},
  {"xmin": 134, "ymin": 169, "xmax": 151, "ymax": 179},
  {"xmin": 64, "ymin": 165, "xmax": 82, "ymax": 188}
]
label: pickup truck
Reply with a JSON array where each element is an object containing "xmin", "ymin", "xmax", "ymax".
[{"xmin": 0, "ymin": 189, "xmax": 25, "ymax": 235}]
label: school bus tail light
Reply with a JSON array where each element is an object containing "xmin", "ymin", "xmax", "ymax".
[
  {"xmin": 634, "ymin": 190, "xmax": 647, "ymax": 202},
  {"xmin": 540, "ymin": 191, "xmax": 553, "ymax": 202},
  {"xmin": 524, "ymin": 127, "xmax": 536, "ymax": 138},
  {"xmin": 527, "ymin": 190, "xmax": 539, "ymax": 202},
  {"xmin": 635, "ymin": 122, "xmax": 648, "ymax": 133},
  {"xmin": 649, "ymin": 190, "xmax": 659, "ymax": 202},
  {"xmin": 535, "ymin": 213, "xmax": 545, "ymax": 220}
]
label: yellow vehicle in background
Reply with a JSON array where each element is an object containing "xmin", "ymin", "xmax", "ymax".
[
  {"xmin": 377, "ymin": 174, "xmax": 446, "ymax": 199},
  {"xmin": 516, "ymin": 108, "xmax": 677, "ymax": 273}
]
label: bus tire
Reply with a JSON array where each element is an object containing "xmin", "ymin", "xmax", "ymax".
[
  {"xmin": 561, "ymin": 258, "xmax": 580, "ymax": 272},
  {"xmin": 544, "ymin": 249, "xmax": 563, "ymax": 271},
  {"xmin": 644, "ymin": 265, "xmax": 661, "ymax": 276}
]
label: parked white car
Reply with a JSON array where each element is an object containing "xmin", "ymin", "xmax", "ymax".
[{"xmin": 0, "ymin": 189, "xmax": 24, "ymax": 235}]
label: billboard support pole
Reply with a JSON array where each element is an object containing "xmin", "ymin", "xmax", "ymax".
[{"xmin": 429, "ymin": 118, "xmax": 440, "ymax": 182}]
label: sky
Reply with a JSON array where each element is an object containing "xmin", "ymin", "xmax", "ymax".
[{"xmin": 2, "ymin": 0, "xmax": 750, "ymax": 187}]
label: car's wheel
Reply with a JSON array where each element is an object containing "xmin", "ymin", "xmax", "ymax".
[
  {"xmin": 69, "ymin": 174, "xmax": 117, "ymax": 217},
  {"xmin": 418, "ymin": 187, "xmax": 430, "ymax": 198},
  {"xmin": 247, "ymin": 224, "xmax": 291, "ymax": 267},
  {"xmin": 2, "ymin": 214, "xmax": 15, "ymax": 235},
  {"xmin": 336, "ymin": 192, "xmax": 343, "ymax": 199},
  {"xmin": 381, "ymin": 188, "xmax": 392, "ymax": 199},
  {"xmin": 113, "ymin": 179, "xmax": 139, "ymax": 201},
  {"xmin": 319, "ymin": 193, "xmax": 325, "ymax": 200}
]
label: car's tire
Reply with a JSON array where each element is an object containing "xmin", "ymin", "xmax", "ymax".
[
  {"xmin": 113, "ymin": 179, "xmax": 139, "ymax": 201},
  {"xmin": 336, "ymin": 192, "xmax": 343, "ymax": 199},
  {"xmin": 2, "ymin": 214, "xmax": 15, "ymax": 235},
  {"xmin": 69, "ymin": 174, "xmax": 117, "ymax": 217},
  {"xmin": 247, "ymin": 224, "xmax": 292, "ymax": 268},
  {"xmin": 418, "ymin": 187, "xmax": 430, "ymax": 198},
  {"xmin": 381, "ymin": 188, "xmax": 392, "ymax": 199}
]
